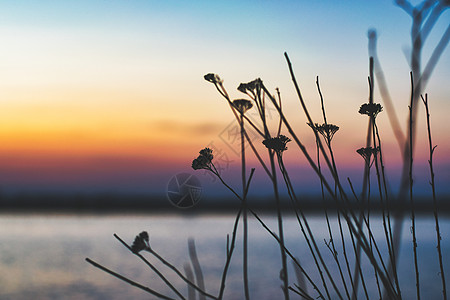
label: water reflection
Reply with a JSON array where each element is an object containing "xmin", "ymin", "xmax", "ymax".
[{"xmin": 0, "ymin": 213, "xmax": 448, "ymax": 299}]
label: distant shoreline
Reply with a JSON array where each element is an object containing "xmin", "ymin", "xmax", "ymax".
[{"xmin": 1, "ymin": 193, "xmax": 449, "ymax": 215}]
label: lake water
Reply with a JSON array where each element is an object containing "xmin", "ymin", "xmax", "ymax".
[{"xmin": 0, "ymin": 213, "xmax": 449, "ymax": 299}]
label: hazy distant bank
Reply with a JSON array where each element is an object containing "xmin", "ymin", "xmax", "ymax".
[{"xmin": 1, "ymin": 193, "xmax": 449, "ymax": 214}]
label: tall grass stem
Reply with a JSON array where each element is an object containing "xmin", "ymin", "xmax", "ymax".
[{"xmin": 422, "ymin": 94, "xmax": 446, "ymax": 300}]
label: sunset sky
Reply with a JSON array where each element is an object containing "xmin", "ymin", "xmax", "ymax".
[{"xmin": 0, "ymin": 1, "xmax": 448, "ymax": 198}]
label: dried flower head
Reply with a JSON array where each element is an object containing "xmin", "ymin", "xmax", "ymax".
[
  {"xmin": 204, "ymin": 73, "xmax": 222, "ymax": 84},
  {"xmin": 131, "ymin": 231, "xmax": 150, "ymax": 254},
  {"xmin": 192, "ymin": 148, "xmax": 214, "ymax": 171},
  {"xmin": 356, "ymin": 146, "xmax": 379, "ymax": 166},
  {"xmin": 308, "ymin": 122, "xmax": 339, "ymax": 143},
  {"xmin": 317, "ymin": 123, "xmax": 339, "ymax": 141},
  {"xmin": 199, "ymin": 147, "xmax": 213, "ymax": 161},
  {"xmin": 232, "ymin": 99, "xmax": 253, "ymax": 114},
  {"xmin": 359, "ymin": 103, "xmax": 383, "ymax": 118},
  {"xmin": 237, "ymin": 79, "xmax": 261, "ymax": 94},
  {"xmin": 262, "ymin": 135, "xmax": 291, "ymax": 153}
]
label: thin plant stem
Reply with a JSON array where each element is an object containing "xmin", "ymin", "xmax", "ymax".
[
  {"xmin": 248, "ymin": 207, "xmax": 326, "ymax": 300},
  {"xmin": 210, "ymin": 78, "xmax": 272, "ymax": 178},
  {"xmin": 184, "ymin": 264, "xmax": 196, "ymax": 300},
  {"xmin": 253, "ymin": 81, "xmax": 289, "ymax": 300},
  {"xmin": 123, "ymin": 237, "xmax": 217, "ymax": 299},
  {"xmin": 188, "ymin": 239, "xmax": 206, "ymax": 300},
  {"xmin": 278, "ymin": 55, "xmax": 364, "ymax": 229},
  {"xmin": 368, "ymin": 30, "xmax": 405, "ymax": 150},
  {"xmin": 368, "ymin": 7, "xmax": 449, "ymax": 297},
  {"xmin": 210, "ymin": 163, "xmax": 241, "ymax": 200},
  {"xmin": 422, "ymin": 93, "xmax": 446, "ymax": 300},
  {"xmin": 147, "ymin": 253, "xmax": 215, "ymax": 299},
  {"xmin": 213, "ymin": 80, "xmax": 265, "ymax": 139},
  {"xmin": 289, "ymin": 286, "xmax": 315, "ymax": 300},
  {"xmin": 269, "ymin": 69, "xmax": 399, "ymax": 297},
  {"xmin": 262, "ymin": 78, "xmax": 399, "ymax": 298},
  {"xmin": 276, "ymin": 87, "xmax": 283, "ymax": 137},
  {"xmin": 261, "ymin": 81, "xmax": 335, "ymax": 203},
  {"xmin": 210, "ymin": 163, "xmax": 318, "ymax": 299},
  {"xmin": 373, "ymin": 121, "xmax": 401, "ymax": 297},
  {"xmin": 315, "ymin": 77, "xmax": 353, "ymax": 298},
  {"xmin": 370, "ymin": 121, "xmax": 393, "ymax": 299},
  {"xmin": 347, "ymin": 178, "xmax": 371, "ymax": 300},
  {"xmin": 352, "ymin": 58, "xmax": 375, "ymax": 300},
  {"xmin": 277, "ymin": 154, "xmax": 341, "ymax": 300},
  {"xmin": 356, "ymin": 196, "xmax": 398, "ymax": 298},
  {"xmin": 348, "ymin": 169, "xmax": 399, "ymax": 298},
  {"xmin": 269, "ymin": 150, "xmax": 290, "ymax": 300},
  {"xmin": 271, "ymin": 57, "xmax": 352, "ymax": 228},
  {"xmin": 389, "ymin": 6, "xmax": 450, "ymax": 294},
  {"xmin": 418, "ymin": 2, "xmax": 446, "ymax": 44},
  {"xmin": 239, "ymin": 113, "xmax": 250, "ymax": 300},
  {"xmin": 416, "ymin": 23, "xmax": 449, "ymax": 98},
  {"xmin": 282, "ymin": 55, "xmax": 339, "ymax": 194},
  {"xmin": 114, "ymin": 234, "xmax": 186, "ymax": 299},
  {"xmin": 292, "ymin": 258, "xmax": 308, "ymax": 298},
  {"xmin": 217, "ymin": 168, "xmax": 255, "ymax": 299},
  {"xmin": 408, "ymin": 72, "xmax": 420, "ymax": 300},
  {"xmin": 362, "ymin": 155, "xmax": 380, "ymax": 300},
  {"xmin": 314, "ymin": 138, "xmax": 341, "ymax": 291},
  {"xmin": 354, "ymin": 167, "xmax": 399, "ymax": 298},
  {"xmin": 85, "ymin": 258, "xmax": 175, "ymax": 300},
  {"xmin": 274, "ymin": 91, "xmax": 398, "ymax": 298},
  {"xmin": 217, "ymin": 207, "xmax": 242, "ymax": 300},
  {"xmin": 327, "ymin": 143, "xmax": 354, "ymax": 296},
  {"xmin": 315, "ymin": 139, "xmax": 333, "ymax": 243},
  {"xmin": 244, "ymin": 129, "xmax": 272, "ymax": 178},
  {"xmin": 316, "ymin": 76, "xmax": 328, "ymax": 125},
  {"xmin": 349, "ymin": 229, "xmax": 370, "ymax": 300},
  {"xmin": 329, "ymin": 154, "xmax": 353, "ymax": 299},
  {"xmin": 363, "ymin": 149, "xmax": 383, "ymax": 300}
]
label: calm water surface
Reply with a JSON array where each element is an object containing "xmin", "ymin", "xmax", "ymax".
[{"xmin": 0, "ymin": 213, "xmax": 449, "ymax": 299}]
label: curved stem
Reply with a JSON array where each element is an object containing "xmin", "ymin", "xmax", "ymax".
[
  {"xmin": 85, "ymin": 258, "xmax": 175, "ymax": 300},
  {"xmin": 217, "ymin": 207, "xmax": 243, "ymax": 299},
  {"xmin": 422, "ymin": 94, "xmax": 446, "ymax": 300},
  {"xmin": 145, "ymin": 247, "xmax": 217, "ymax": 299}
]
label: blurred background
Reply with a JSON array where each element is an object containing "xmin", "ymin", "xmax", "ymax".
[
  {"xmin": 0, "ymin": 0, "xmax": 448, "ymax": 209},
  {"xmin": 0, "ymin": 1, "xmax": 449, "ymax": 299}
]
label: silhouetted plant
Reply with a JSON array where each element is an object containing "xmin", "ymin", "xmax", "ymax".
[
  {"xmin": 86, "ymin": 5, "xmax": 447, "ymax": 295},
  {"xmin": 368, "ymin": 3, "xmax": 449, "ymax": 297},
  {"xmin": 421, "ymin": 93, "xmax": 446, "ymax": 300}
]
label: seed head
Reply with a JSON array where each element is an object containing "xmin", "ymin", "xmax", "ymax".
[
  {"xmin": 199, "ymin": 147, "xmax": 213, "ymax": 162},
  {"xmin": 192, "ymin": 148, "xmax": 214, "ymax": 171},
  {"xmin": 359, "ymin": 103, "xmax": 383, "ymax": 118},
  {"xmin": 131, "ymin": 231, "xmax": 150, "ymax": 254},
  {"xmin": 308, "ymin": 123, "xmax": 339, "ymax": 143},
  {"xmin": 317, "ymin": 123, "xmax": 339, "ymax": 141},
  {"xmin": 237, "ymin": 79, "xmax": 261, "ymax": 94},
  {"xmin": 204, "ymin": 73, "xmax": 222, "ymax": 84},
  {"xmin": 232, "ymin": 99, "xmax": 253, "ymax": 114},
  {"xmin": 262, "ymin": 135, "xmax": 291, "ymax": 153},
  {"xmin": 356, "ymin": 146, "xmax": 379, "ymax": 166}
]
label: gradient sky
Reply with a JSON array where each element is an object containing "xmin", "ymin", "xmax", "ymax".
[{"xmin": 0, "ymin": 0, "xmax": 448, "ymax": 198}]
